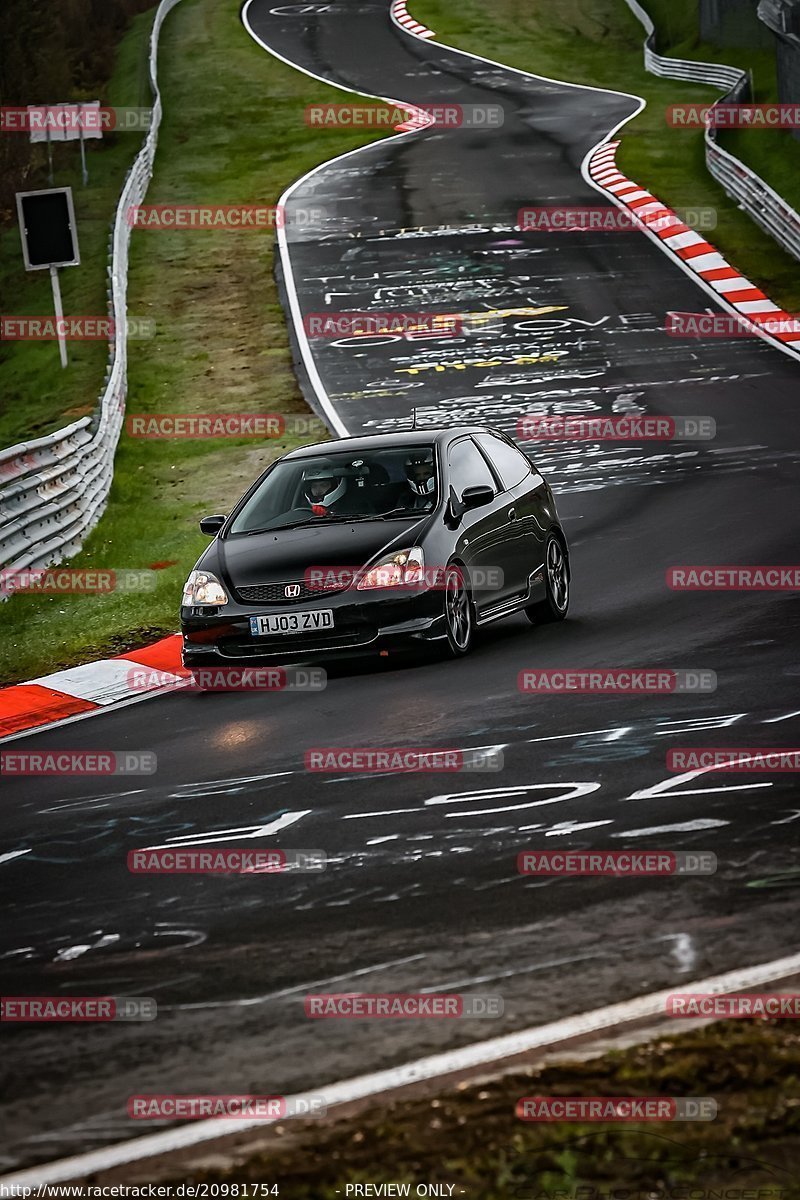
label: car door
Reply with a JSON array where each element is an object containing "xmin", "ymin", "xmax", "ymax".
[
  {"xmin": 472, "ymin": 432, "xmax": 547, "ymax": 598},
  {"xmin": 445, "ymin": 436, "xmax": 517, "ymax": 612}
]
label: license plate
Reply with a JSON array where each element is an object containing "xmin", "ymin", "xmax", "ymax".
[{"xmin": 249, "ymin": 609, "xmax": 334, "ymax": 637}]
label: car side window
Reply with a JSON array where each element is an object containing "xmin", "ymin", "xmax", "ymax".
[
  {"xmin": 448, "ymin": 438, "xmax": 497, "ymax": 495},
  {"xmin": 474, "ymin": 433, "xmax": 531, "ymax": 490}
]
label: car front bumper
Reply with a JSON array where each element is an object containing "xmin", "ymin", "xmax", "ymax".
[{"xmin": 181, "ymin": 586, "xmax": 447, "ymax": 667}]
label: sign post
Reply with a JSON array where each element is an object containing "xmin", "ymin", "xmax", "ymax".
[
  {"xmin": 16, "ymin": 187, "xmax": 81, "ymax": 369},
  {"xmin": 28, "ymin": 102, "xmax": 103, "ymax": 185},
  {"xmin": 78, "ymin": 124, "xmax": 88, "ymax": 186},
  {"xmin": 75, "ymin": 102, "xmax": 102, "ymax": 185},
  {"xmin": 49, "ymin": 266, "xmax": 68, "ymax": 368}
]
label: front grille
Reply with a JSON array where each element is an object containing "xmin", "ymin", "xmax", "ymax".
[
  {"xmin": 236, "ymin": 579, "xmax": 348, "ymax": 604},
  {"xmin": 221, "ymin": 627, "xmax": 376, "ymax": 656}
]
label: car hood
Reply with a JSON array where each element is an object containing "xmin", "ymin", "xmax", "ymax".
[{"xmin": 205, "ymin": 516, "xmax": 430, "ymax": 589}]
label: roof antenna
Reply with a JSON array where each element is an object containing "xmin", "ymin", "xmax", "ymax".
[{"xmin": 411, "ymin": 407, "xmax": 418, "ymax": 430}]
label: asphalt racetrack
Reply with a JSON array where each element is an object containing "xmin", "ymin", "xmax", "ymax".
[{"xmin": 2, "ymin": 0, "xmax": 799, "ymax": 1173}]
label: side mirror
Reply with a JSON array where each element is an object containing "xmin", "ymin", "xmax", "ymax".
[
  {"xmin": 461, "ymin": 484, "xmax": 494, "ymax": 511},
  {"xmin": 199, "ymin": 514, "xmax": 226, "ymax": 535}
]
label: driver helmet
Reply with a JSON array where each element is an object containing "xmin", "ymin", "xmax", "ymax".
[
  {"xmin": 303, "ymin": 460, "xmax": 346, "ymax": 509},
  {"xmin": 404, "ymin": 451, "xmax": 435, "ymax": 497}
]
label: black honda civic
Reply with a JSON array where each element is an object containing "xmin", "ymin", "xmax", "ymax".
[{"xmin": 180, "ymin": 425, "xmax": 570, "ymax": 669}]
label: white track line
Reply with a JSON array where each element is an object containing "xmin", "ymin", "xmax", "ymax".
[
  {"xmin": 3, "ymin": 27, "xmax": 794, "ymax": 1189},
  {"xmin": 387, "ymin": 1, "xmax": 798, "ymax": 363},
  {"xmin": 242, "ymin": 0, "xmax": 443, "ymax": 437},
  {"xmin": 4, "ymin": 950, "xmax": 800, "ymax": 1185},
  {"xmin": 9, "ymin": 0, "xmax": 791, "ymax": 737},
  {"xmin": 0, "ymin": 2, "xmax": 441, "ymax": 738},
  {"xmin": 241, "ymin": 0, "xmax": 653, "ymax": 439},
  {"xmin": 6, "ymin": 19, "xmax": 795, "ymax": 1177},
  {"xmin": 2, "ymin": 3, "xmax": 647, "ymax": 733},
  {"xmin": 340, "ymin": 0, "xmax": 800, "ymax": 372},
  {"xmin": 390, "ymin": 3, "xmax": 798, "ymax": 364}
]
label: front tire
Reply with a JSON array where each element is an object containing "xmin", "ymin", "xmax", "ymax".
[
  {"xmin": 443, "ymin": 563, "xmax": 475, "ymax": 657},
  {"xmin": 526, "ymin": 535, "xmax": 569, "ymax": 624}
]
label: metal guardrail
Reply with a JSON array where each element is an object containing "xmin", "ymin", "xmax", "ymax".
[
  {"xmin": 623, "ymin": 0, "xmax": 800, "ymax": 263},
  {"xmin": 0, "ymin": 0, "xmax": 183, "ymax": 578},
  {"xmin": 706, "ymin": 130, "xmax": 800, "ymax": 262}
]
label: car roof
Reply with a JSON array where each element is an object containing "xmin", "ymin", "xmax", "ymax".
[{"xmin": 282, "ymin": 426, "xmax": 498, "ymax": 460}]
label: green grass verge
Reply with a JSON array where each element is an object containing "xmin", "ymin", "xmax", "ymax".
[
  {"xmin": 0, "ymin": 6, "xmax": 158, "ymax": 449},
  {"xmin": 5, "ymin": 0, "xmax": 797, "ymax": 686},
  {"xmin": 646, "ymin": 0, "xmax": 800, "ymax": 218},
  {"xmin": 411, "ymin": 0, "xmax": 800, "ymax": 312},
  {"xmin": 168, "ymin": 1019, "xmax": 800, "ymax": 1196},
  {"xmin": 0, "ymin": 0, "xmax": 402, "ymax": 686}
]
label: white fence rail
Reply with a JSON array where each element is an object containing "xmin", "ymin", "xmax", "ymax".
[
  {"xmin": 623, "ymin": 0, "xmax": 800, "ymax": 263},
  {"xmin": 0, "ymin": 0, "xmax": 182, "ymax": 578}
]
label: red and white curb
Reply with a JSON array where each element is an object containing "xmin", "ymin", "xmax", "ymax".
[
  {"xmin": 0, "ymin": 0, "xmax": 440, "ymax": 748},
  {"xmin": 393, "ymin": 103, "xmax": 436, "ymax": 132},
  {"xmin": 587, "ymin": 140, "xmax": 800, "ymax": 360},
  {"xmin": 390, "ymin": 0, "xmax": 435, "ymax": 40},
  {"xmin": 0, "ymin": 634, "xmax": 186, "ymax": 741}
]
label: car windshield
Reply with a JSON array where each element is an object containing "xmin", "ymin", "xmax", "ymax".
[{"xmin": 228, "ymin": 446, "xmax": 438, "ymax": 534}]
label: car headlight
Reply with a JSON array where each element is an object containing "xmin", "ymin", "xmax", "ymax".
[
  {"xmin": 357, "ymin": 546, "xmax": 425, "ymax": 590},
  {"xmin": 182, "ymin": 570, "xmax": 229, "ymax": 606}
]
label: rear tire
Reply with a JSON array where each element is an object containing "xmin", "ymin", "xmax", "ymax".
[
  {"xmin": 442, "ymin": 563, "xmax": 475, "ymax": 657},
  {"xmin": 525, "ymin": 535, "xmax": 569, "ymax": 624}
]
